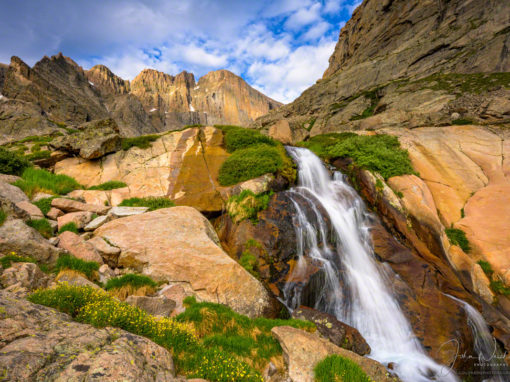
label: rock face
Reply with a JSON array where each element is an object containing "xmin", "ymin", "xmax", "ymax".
[
  {"xmin": 131, "ymin": 68, "xmax": 281, "ymax": 131},
  {"xmin": 94, "ymin": 206, "xmax": 279, "ymax": 318},
  {"xmin": 0, "ymin": 52, "xmax": 280, "ymax": 143},
  {"xmin": 253, "ymin": 0, "xmax": 510, "ymax": 140},
  {"xmin": 0, "ymin": 290, "xmax": 177, "ymax": 381},
  {"xmin": 55, "ymin": 126, "xmax": 230, "ymax": 214},
  {"xmin": 271, "ymin": 326, "xmax": 396, "ymax": 382}
]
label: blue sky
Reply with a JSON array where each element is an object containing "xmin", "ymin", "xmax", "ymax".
[{"xmin": 0, "ymin": 0, "xmax": 361, "ymax": 103}]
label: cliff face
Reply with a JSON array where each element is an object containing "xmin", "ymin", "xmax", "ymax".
[
  {"xmin": 253, "ymin": 0, "xmax": 510, "ymax": 141},
  {"xmin": 0, "ymin": 54, "xmax": 281, "ymax": 142}
]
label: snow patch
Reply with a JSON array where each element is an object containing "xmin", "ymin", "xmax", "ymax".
[
  {"xmin": 149, "ymin": 108, "xmax": 157, "ymax": 112},
  {"xmin": 189, "ymin": 103, "xmax": 195, "ymax": 112},
  {"xmin": 88, "ymin": 81, "xmax": 94, "ymax": 86},
  {"xmin": 194, "ymin": 86, "xmax": 200, "ymax": 90}
]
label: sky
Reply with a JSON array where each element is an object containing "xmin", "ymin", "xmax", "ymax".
[{"xmin": 0, "ymin": 0, "xmax": 362, "ymax": 103}]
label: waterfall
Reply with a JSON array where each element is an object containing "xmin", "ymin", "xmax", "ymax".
[
  {"xmin": 446, "ymin": 294, "xmax": 510, "ymax": 382},
  {"xmin": 284, "ymin": 147, "xmax": 458, "ymax": 382}
]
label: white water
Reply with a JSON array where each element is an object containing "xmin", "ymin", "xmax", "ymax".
[
  {"xmin": 284, "ymin": 147, "xmax": 458, "ymax": 382},
  {"xmin": 447, "ymin": 295, "xmax": 510, "ymax": 382}
]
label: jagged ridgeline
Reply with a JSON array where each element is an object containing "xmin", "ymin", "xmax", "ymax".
[
  {"xmin": 0, "ymin": 53, "xmax": 281, "ymax": 142},
  {"xmin": 1, "ymin": 0, "xmax": 510, "ymax": 381}
]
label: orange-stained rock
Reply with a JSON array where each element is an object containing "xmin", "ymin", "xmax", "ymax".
[
  {"xmin": 271, "ymin": 326, "xmax": 396, "ymax": 382},
  {"xmin": 57, "ymin": 211, "xmax": 93, "ymax": 230},
  {"xmin": 56, "ymin": 127, "xmax": 230, "ymax": 214},
  {"xmin": 47, "ymin": 207, "xmax": 64, "ymax": 220},
  {"xmin": 94, "ymin": 206, "xmax": 278, "ymax": 317},
  {"xmin": 57, "ymin": 231, "xmax": 103, "ymax": 264},
  {"xmin": 268, "ymin": 120, "xmax": 293, "ymax": 144}
]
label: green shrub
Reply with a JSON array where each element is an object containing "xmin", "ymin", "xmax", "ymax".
[
  {"xmin": 239, "ymin": 251, "xmax": 259, "ymax": 278},
  {"xmin": 452, "ymin": 119, "xmax": 473, "ymax": 125},
  {"xmin": 0, "ymin": 209, "xmax": 6, "ymax": 226},
  {"xmin": 105, "ymin": 274, "xmax": 157, "ymax": 291},
  {"xmin": 58, "ymin": 222, "xmax": 79, "ymax": 234},
  {"xmin": 18, "ymin": 135, "xmax": 53, "ymax": 144},
  {"xmin": 33, "ymin": 196, "xmax": 58, "ymax": 215},
  {"xmin": 25, "ymin": 150, "xmax": 51, "ymax": 162},
  {"xmin": 121, "ymin": 135, "xmax": 160, "ymax": 150},
  {"xmin": 0, "ymin": 253, "xmax": 36, "ymax": 269},
  {"xmin": 314, "ymin": 354, "xmax": 371, "ymax": 382},
  {"xmin": 327, "ymin": 134, "xmax": 416, "ymax": 179},
  {"xmin": 26, "ymin": 218, "xmax": 53, "ymax": 239},
  {"xmin": 445, "ymin": 227, "xmax": 471, "ymax": 253},
  {"xmin": 297, "ymin": 133, "xmax": 357, "ymax": 158},
  {"xmin": 214, "ymin": 124, "xmax": 244, "ymax": 133},
  {"xmin": 224, "ymin": 128, "xmax": 276, "ymax": 153},
  {"xmin": 0, "ymin": 147, "xmax": 32, "ymax": 175},
  {"xmin": 183, "ymin": 124, "xmax": 204, "ymax": 128},
  {"xmin": 28, "ymin": 283, "xmax": 109, "ymax": 316},
  {"xmin": 13, "ymin": 168, "xmax": 82, "ymax": 198},
  {"xmin": 118, "ymin": 196, "xmax": 174, "ymax": 211},
  {"xmin": 219, "ymin": 145, "xmax": 283, "ymax": 186},
  {"xmin": 88, "ymin": 181, "xmax": 127, "ymax": 190},
  {"xmin": 350, "ymin": 89, "xmax": 380, "ymax": 121},
  {"xmin": 227, "ymin": 190, "xmax": 272, "ymax": 223},
  {"xmin": 490, "ymin": 280, "xmax": 510, "ymax": 296},
  {"xmin": 55, "ymin": 254, "xmax": 99, "ymax": 280}
]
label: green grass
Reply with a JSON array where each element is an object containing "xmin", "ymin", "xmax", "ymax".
[
  {"xmin": 118, "ymin": 196, "xmax": 175, "ymax": 211},
  {"xmin": 0, "ymin": 253, "xmax": 36, "ymax": 269},
  {"xmin": 452, "ymin": 119, "xmax": 473, "ymax": 125},
  {"xmin": 183, "ymin": 124, "xmax": 204, "ymax": 128},
  {"xmin": 33, "ymin": 196, "xmax": 58, "ymax": 215},
  {"xmin": 219, "ymin": 145, "xmax": 283, "ymax": 186},
  {"xmin": 350, "ymin": 88, "xmax": 380, "ymax": 121},
  {"xmin": 25, "ymin": 150, "xmax": 51, "ymax": 162},
  {"xmin": 314, "ymin": 355, "xmax": 371, "ymax": 382},
  {"xmin": 223, "ymin": 127, "xmax": 277, "ymax": 153},
  {"xmin": 26, "ymin": 218, "xmax": 53, "ymax": 239},
  {"xmin": 239, "ymin": 251, "xmax": 259, "ymax": 279},
  {"xmin": 0, "ymin": 209, "xmax": 6, "ymax": 226},
  {"xmin": 105, "ymin": 274, "xmax": 157, "ymax": 291},
  {"xmin": 88, "ymin": 181, "xmax": 127, "ymax": 190},
  {"xmin": 18, "ymin": 135, "xmax": 53, "ymax": 144},
  {"xmin": 0, "ymin": 147, "xmax": 32, "ymax": 176},
  {"xmin": 411, "ymin": 72, "xmax": 510, "ymax": 94},
  {"xmin": 28, "ymin": 284, "xmax": 264, "ymax": 381},
  {"xmin": 121, "ymin": 134, "xmax": 160, "ymax": 150},
  {"xmin": 445, "ymin": 227, "xmax": 471, "ymax": 253},
  {"xmin": 12, "ymin": 168, "xmax": 82, "ymax": 198},
  {"xmin": 301, "ymin": 133, "xmax": 416, "ymax": 180},
  {"xmin": 58, "ymin": 222, "xmax": 79, "ymax": 234},
  {"xmin": 55, "ymin": 254, "xmax": 99, "ymax": 280},
  {"xmin": 227, "ymin": 190, "xmax": 272, "ymax": 223}
]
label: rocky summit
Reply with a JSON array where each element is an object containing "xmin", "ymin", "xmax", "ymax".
[
  {"xmin": 1, "ymin": 0, "xmax": 510, "ymax": 382},
  {"xmin": 0, "ymin": 53, "xmax": 280, "ymax": 143}
]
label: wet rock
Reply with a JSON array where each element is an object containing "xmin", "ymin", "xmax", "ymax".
[
  {"xmin": 0, "ymin": 289, "xmax": 177, "ymax": 381},
  {"xmin": 292, "ymin": 306, "xmax": 370, "ymax": 356},
  {"xmin": 271, "ymin": 326, "xmax": 396, "ymax": 382}
]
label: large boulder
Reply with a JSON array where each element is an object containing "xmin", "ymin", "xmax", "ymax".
[
  {"xmin": 94, "ymin": 206, "xmax": 279, "ymax": 318},
  {"xmin": 0, "ymin": 219, "xmax": 60, "ymax": 263},
  {"xmin": 57, "ymin": 231, "xmax": 103, "ymax": 264},
  {"xmin": 0, "ymin": 181, "xmax": 28, "ymax": 204},
  {"xmin": 0, "ymin": 290, "xmax": 177, "ymax": 381},
  {"xmin": 49, "ymin": 118, "xmax": 121, "ymax": 159},
  {"xmin": 271, "ymin": 326, "xmax": 396, "ymax": 382}
]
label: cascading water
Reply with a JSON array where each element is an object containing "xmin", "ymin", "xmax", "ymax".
[
  {"xmin": 284, "ymin": 146, "xmax": 458, "ymax": 382},
  {"xmin": 447, "ymin": 294, "xmax": 510, "ymax": 382}
]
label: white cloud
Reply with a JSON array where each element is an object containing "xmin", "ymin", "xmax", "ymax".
[
  {"xmin": 180, "ymin": 45, "xmax": 228, "ymax": 67},
  {"xmin": 285, "ymin": 2, "xmax": 322, "ymax": 30},
  {"xmin": 303, "ymin": 21, "xmax": 331, "ymax": 40}
]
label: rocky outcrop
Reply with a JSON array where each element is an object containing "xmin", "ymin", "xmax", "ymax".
[
  {"xmin": 253, "ymin": 0, "xmax": 510, "ymax": 141},
  {"xmin": 93, "ymin": 206, "xmax": 280, "ymax": 318},
  {"xmin": 0, "ymin": 290, "xmax": 177, "ymax": 381},
  {"xmin": 271, "ymin": 326, "xmax": 396, "ymax": 382},
  {"xmin": 49, "ymin": 118, "xmax": 121, "ymax": 159},
  {"xmin": 86, "ymin": 65, "xmax": 130, "ymax": 95},
  {"xmin": 55, "ymin": 126, "xmax": 230, "ymax": 215}
]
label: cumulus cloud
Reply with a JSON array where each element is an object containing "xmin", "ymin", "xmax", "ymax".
[{"xmin": 0, "ymin": 0, "xmax": 362, "ymax": 103}]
